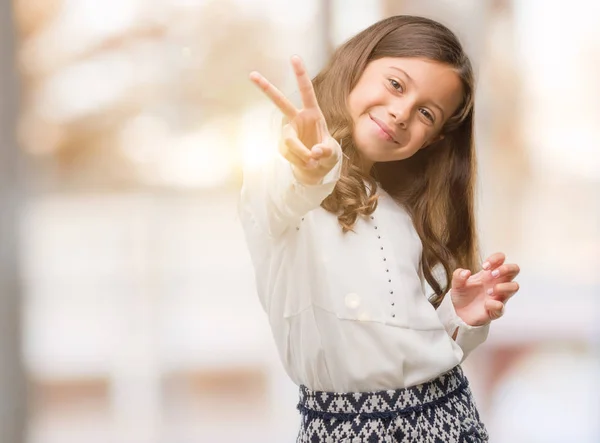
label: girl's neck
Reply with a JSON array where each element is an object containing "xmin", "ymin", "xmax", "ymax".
[{"xmin": 357, "ymin": 156, "xmax": 374, "ymax": 175}]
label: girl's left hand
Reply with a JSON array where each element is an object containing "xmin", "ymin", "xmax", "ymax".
[{"xmin": 450, "ymin": 252, "xmax": 520, "ymax": 327}]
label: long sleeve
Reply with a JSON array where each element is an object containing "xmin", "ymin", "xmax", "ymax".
[
  {"xmin": 436, "ymin": 293, "xmax": 490, "ymax": 362},
  {"xmin": 239, "ymin": 151, "xmax": 343, "ymax": 238},
  {"xmin": 420, "ymin": 265, "xmax": 489, "ymax": 362}
]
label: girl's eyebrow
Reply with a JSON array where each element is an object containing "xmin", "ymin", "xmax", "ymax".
[
  {"xmin": 389, "ymin": 66, "xmax": 414, "ymax": 83},
  {"xmin": 388, "ymin": 66, "xmax": 446, "ymax": 121}
]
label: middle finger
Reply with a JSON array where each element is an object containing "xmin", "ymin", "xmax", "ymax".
[
  {"xmin": 291, "ymin": 55, "xmax": 320, "ymax": 111},
  {"xmin": 490, "ymin": 263, "xmax": 521, "ymax": 281}
]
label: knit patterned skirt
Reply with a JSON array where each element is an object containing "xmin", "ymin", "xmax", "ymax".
[{"xmin": 296, "ymin": 365, "xmax": 488, "ymax": 443}]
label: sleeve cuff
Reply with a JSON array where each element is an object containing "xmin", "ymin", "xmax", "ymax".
[
  {"xmin": 265, "ymin": 152, "xmax": 342, "ymax": 227},
  {"xmin": 437, "ymin": 294, "xmax": 490, "ymax": 359},
  {"xmin": 281, "ymin": 150, "xmax": 343, "ymax": 188}
]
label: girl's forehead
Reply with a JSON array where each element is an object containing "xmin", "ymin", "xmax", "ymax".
[{"xmin": 366, "ymin": 56, "xmax": 455, "ymax": 76}]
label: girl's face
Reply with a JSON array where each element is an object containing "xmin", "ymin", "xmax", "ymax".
[{"xmin": 347, "ymin": 57, "xmax": 464, "ymax": 168}]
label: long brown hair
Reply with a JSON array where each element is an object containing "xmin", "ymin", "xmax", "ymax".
[{"xmin": 313, "ymin": 15, "xmax": 479, "ymax": 307}]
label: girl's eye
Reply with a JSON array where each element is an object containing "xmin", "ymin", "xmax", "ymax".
[
  {"xmin": 389, "ymin": 79, "xmax": 403, "ymax": 91},
  {"xmin": 419, "ymin": 108, "xmax": 435, "ymax": 123}
]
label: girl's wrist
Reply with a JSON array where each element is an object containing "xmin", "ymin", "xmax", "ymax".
[{"xmin": 292, "ymin": 165, "xmax": 332, "ymax": 186}]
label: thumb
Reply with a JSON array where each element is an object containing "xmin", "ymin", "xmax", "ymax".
[
  {"xmin": 311, "ymin": 137, "xmax": 340, "ymax": 163},
  {"xmin": 310, "ymin": 142, "xmax": 332, "ymax": 159},
  {"xmin": 485, "ymin": 299, "xmax": 504, "ymax": 320},
  {"xmin": 451, "ymin": 268, "xmax": 471, "ymax": 290}
]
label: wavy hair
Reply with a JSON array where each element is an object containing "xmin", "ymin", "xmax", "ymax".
[{"xmin": 312, "ymin": 15, "xmax": 479, "ymax": 306}]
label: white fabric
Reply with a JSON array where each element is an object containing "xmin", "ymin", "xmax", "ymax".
[{"xmin": 238, "ymin": 152, "xmax": 489, "ymax": 392}]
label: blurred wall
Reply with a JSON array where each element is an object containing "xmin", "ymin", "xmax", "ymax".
[
  {"xmin": 6, "ymin": 1, "xmax": 599, "ymax": 442},
  {"xmin": 0, "ymin": 1, "xmax": 27, "ymax": 442}
]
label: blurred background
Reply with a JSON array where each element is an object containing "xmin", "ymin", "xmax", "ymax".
[{"xmin": 0, "ymin": 0, "xmax": 599, "ymax": 442}]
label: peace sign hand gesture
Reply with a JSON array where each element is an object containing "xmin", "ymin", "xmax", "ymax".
[{"xmin": 249, "ymin": 56, "xmax": 341, "ymax": 185}]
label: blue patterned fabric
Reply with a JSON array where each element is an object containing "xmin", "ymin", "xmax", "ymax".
[{"xmin": 296, "ymin": 365, "xmax": 488, "ymax": 442}]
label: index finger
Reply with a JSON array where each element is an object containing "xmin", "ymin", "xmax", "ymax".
[
  {"xmin": 291, "ymin": 55, "xmax": 320, "ymax": 111},
  {"xmin": 249, "ymin": 71, "xmax": 298, "ymax": 119}
]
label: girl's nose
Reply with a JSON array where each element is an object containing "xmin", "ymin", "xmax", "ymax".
[{"xmin": 389, "ymin": 100, "xmax": 412, "ymax": 129}]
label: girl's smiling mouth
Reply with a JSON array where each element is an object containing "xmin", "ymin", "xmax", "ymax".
[{"xmin": 369, "ymin": 114, "xmax": 399, "ymax": 144}]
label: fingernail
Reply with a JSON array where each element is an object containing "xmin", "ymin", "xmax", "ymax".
[
  {"xmin": 486, "ymin": 288, "xmax": 493, "ymax": 295},
  {"xmin": 482, "ymin": 262, "xmax": 490, "ymax": 270},
  {"xmin": 460, "ymin": 270, "xmax": 469, "ymax": 278},
  {"xmin": 492, "ymin": 270, "xmax": 500, "ymax": 278},
  {"xmin": 312, "ymin": 146, "xmax": 323, "ymax": 156}
]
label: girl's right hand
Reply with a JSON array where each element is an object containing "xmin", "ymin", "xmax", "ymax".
[{"xmin": 249, "ymin": 55, "xmax": 341, "ymax": 185}]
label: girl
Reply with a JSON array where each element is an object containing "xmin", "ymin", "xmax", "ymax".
[{"xmin": 240, "ymin": 15, "xmax": 520, "ymax": 442}]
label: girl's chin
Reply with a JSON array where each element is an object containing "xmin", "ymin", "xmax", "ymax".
[{"xmin": 356, "ymin": 141, "xmax": 403, "ymax": 162}]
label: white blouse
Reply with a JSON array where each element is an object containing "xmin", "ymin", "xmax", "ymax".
[{"xmin": 238, "ymin": 152, "xmax": 489, "ymax": 393}]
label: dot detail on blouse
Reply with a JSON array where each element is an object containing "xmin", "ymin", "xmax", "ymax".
[{"xmin": 371, "ymin": 214, "xmax": 397, "ymax": 317}]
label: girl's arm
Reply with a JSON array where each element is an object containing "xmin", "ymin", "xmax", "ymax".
[
  {"xmin": 436, "ymin": 293, "xmax": 489, "ymax": 362},
  {"xmin": 240, "ymin": 150, "xmax": 342, "ymax": 238},
  {"xmin": 421, "ymin": 266, "xmax": 490, "ymax": 362},
  {"xmin": 439, "ymin": 254, "xmax": 520, "ymax": 361},
  {"xmin": 438, "ymin": 252, "xmax": 520, "ymax": 360},
  {"xmin": 240, "ymin": 57, "xmax": 342, "ymax": 238}
]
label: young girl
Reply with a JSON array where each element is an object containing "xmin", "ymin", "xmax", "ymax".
[{"xmin": 240, "ymin": 15, "xmax": 520, "ymax": 442}]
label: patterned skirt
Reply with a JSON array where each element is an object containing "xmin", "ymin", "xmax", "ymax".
[{"xmin": 296, "ymin": 365, "xmax": 488, "ymax": 443}]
